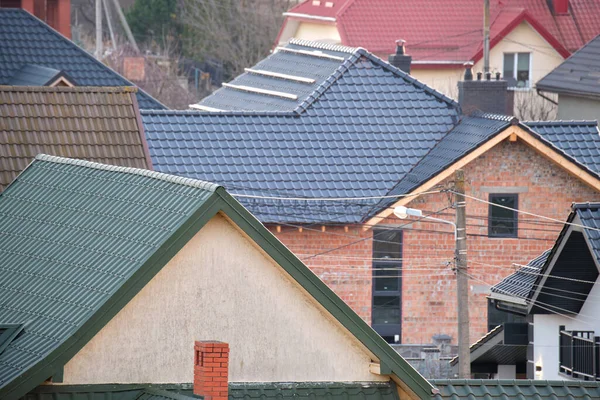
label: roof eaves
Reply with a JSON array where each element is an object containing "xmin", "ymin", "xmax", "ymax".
[
  {"xmin": 519, "ymin": 121, "xmax": 600, "ymax": 180},
  {"xmin": 471, "ymin": 10, "xmax": 570, "ymax": 63},
  {"xmin": 214, "ymin": 189, "xmax": 434, "ymax": 399},
  {"xmin": 536, "ymin": 84, "xmax": 600, "ymax": 100},
  {"xmin": 448, "ymin": 325, "xmax": 504, "ymax": 366}
]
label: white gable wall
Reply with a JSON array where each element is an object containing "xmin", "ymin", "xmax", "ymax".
[{"xmin": 62, "ymin": 213, "xmax": 386, "ymax": 384}]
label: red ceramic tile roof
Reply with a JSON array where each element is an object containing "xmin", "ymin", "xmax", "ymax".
[{"xmin": 285, "ymin": 0, "xmax": 600, "ymax": 63}]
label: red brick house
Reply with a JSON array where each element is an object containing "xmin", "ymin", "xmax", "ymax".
[{"xmin": 143, "ymin": 40, "xmax": 600, "ymax": 346}]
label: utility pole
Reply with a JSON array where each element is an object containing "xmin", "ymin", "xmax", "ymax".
[
  {"xmin": 455, "ymin": 169, "xmax": 470, "ymax": 378},
  {"xmin": 483, "ymin": 0, "xmax": 490, "ymax": 74},
  {"xmin": 95, "ymin": 0, "xmax": 103, "ymax": 60},
  {"xmin": 111, "ymin": 0, "xmax": 140, "ymax": 53}
]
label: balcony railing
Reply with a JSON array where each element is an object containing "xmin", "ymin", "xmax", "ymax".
[{"xmin": 559, "ymin": 328, "xmax": 600, "ymax": 380}]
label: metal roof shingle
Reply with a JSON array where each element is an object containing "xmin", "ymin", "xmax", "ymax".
[{"xmin": 0, "ymin": 155, "xmax": 218, "ymax": 391}]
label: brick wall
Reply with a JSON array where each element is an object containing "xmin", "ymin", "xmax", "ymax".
[
  {"xmin": 271, "ymin": 138, "xmax": 600, "ymax": 345},
  {"xmin": 268, "ymin": 225, "xmax": 374, "ymax": 323}
]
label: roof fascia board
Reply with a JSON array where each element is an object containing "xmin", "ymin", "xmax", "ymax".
[
  {"xmin": 189, "ymin": 104, "xmax": 225, "ymax": 112},
  {"xmin": 129, "ymin": 91, "xmax": 154, "ymax": 170},
  {"xmin": 0, "ymin": 192, "xmax": 224, "ymax": 400},
  {"xmin": 580, "ymin": 214, "xmax": 600, "ymax": 275},
  {"xmin": 471, "ymin": 12, "xmax": 570, "ymax": 63},
  {"xmin": 364, "ymin": 125, "xmax": 520, "ymax": 227},
  {"xmin": 469, "ymin": 330, "xmax": 504, "ymax": 363},
  {"xmin": 365, "ymin": 125, "xmax": 600, "ymax": 227},
  {"xmin": 282, "ymin": 12, "xmax": 336, "ymax": 22},
  {"xmin": 488, "ymin": 291, "xmax": 527, "ymax": 306},
  {"xmin": 214, "ymin": 189, "xmax": 433, "ymax": 400},
  {"xmin": 527, "ymin": 219, "xmax": 580, "ymax": 313}
]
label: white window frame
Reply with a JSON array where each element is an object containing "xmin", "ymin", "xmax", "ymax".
[{"xmin": 503, "ymin": 52, "xmax": 532, "ymax": 90}]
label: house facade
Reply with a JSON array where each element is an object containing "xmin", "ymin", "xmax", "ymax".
[
  {"xmin": 537, "ymin": 34, "xmax": 600, "ymax": 122},
  {"xmin": 462, "ymin": 203, "xmax": 600, "ymax": 381},
  {"xmin": 147, "ymin": 40, "xmax": 600, "ymax": 348},
  {"xmin": 0, "ymin": 155, "xmax": 432, "ymax": 400}
]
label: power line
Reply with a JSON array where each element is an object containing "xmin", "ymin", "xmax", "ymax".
[{"xmin": 449, "ymin": 190, "xmax": 600, "ymax": 233}]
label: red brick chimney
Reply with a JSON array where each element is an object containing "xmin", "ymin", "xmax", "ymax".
[
  {"xmin": 194, "ymin": 341, "xmax": 229, "ymax": 400},
  {"xmin": 16, "ymin": 0, "xmax": 71, "ymax": 38}
]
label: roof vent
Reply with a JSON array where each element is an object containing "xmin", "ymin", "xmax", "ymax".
[
  {"xmin": 325, "ymin": 1, "xmax": 334, "ymax": 7},
  {"xmin": 0, "ymin": 324, "xmax": 25, "ymax": 356},
  {"xmin": 312, "ymin": 0, "xmax": 321, "ymax": 5}
]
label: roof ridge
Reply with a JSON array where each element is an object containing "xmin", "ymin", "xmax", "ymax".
[
  {"xmin": 293, "ymin": 51, "xmax": 362, "ymax": 114},
  {"xmin": 572, "ymin": 202, "xmax": 600, "ymax": 209},
  {"xmin": 525, "ymin": 120, "xmax": 599, "ymax": 126},
  {"xmin": 35, "ymin": 154, "xmax": 220, "ymax": 191},
  {"xmin": 141, "ymin": 109, "xmax": 296, "ymax": 117},
  {"xmin": 0, "ymin": 85, "xmax": 138, "ymax": 93},
  {"xmin": 293, "ymin": 47, "xmax": 459, "ymax": 115},
  {"xmin": 288, "ymin": 38, "xmax": 358, "ymax": 54},
  {"xmin": 361, "ymin": 51, "xmax": 459, "ymax": 109}
]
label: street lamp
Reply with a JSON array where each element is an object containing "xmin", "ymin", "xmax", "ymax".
[{"xmin": 393, "ymin": 206, "xmax": 457, "ymax": 240}]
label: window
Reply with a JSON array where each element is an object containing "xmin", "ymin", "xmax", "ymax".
[
  {"xmin": 371, "ymin": 229, "xmax": 402, "ymax": 343},
  {"xmin": 503, "ymin": 53, "xmax": 531, "ymax": 88},
  {"xmin": 489, "ymin": 194, "xmax": 518, "ymax": 237}
]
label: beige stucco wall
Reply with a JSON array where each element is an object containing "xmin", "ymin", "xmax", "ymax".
[
  {"xmin": 62, "ymin": 213, "xmax": 386, "ymax": 384},
  {"xmin": 558, "ymin": 94, "xmax": 600, "ymax": 121},
  {"xmin": 411, "ymin": 21, "xmax": 565, "ymax": 109},
  {"xmin": 293, "ymin": 21, "xmax": 341, "ymax": 44}
]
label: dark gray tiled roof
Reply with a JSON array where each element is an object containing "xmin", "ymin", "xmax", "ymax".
[
  {"xmin": 490, "ymin": 250, "xmax": 551, "ymax": 302},
  {"xmin": 537, "ymin": 34, "xmax": 600, "ymax": 98},
  {"xmin": 144, "ymin": 42, "xmax": 461, "ymax": 224},
  {"xmin": 8, "ymin": 64, "xmax": 74, "ymax": 86},
  {"xmin": 0, "ymin": 9, "xmax": 164, "ymax": 109},
  {"xmin": 575, "ymin": 203, "xmax": 600, "ymax": 262},
  {"xmin": 524, "ymin": 121, "xmax": 600, "ymax": 172},
  {"xmin": 369, "ymin": 113, "xmax": 515, "ymax": 217},
  {"xmin": 196, "ymin": 40, "xmax": 359, "ymax": 112}
]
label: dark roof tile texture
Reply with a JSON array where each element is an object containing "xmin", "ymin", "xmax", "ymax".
[
  {"xmin": 0, "ymin": 155, "xmax": 218, "ymax": 392},
  {"xmin": 144, "ymin": 42, "xmax": 460, "ymax": 223},
  {"xmin": 0, "ymin": 86, "xmax": 152, "ymax": 191},
  {"xmin": 0, "ymin": 9, "xmax": 164, "ymax": 109},
  {"xmin": 537, "ymin": 34, "xmax": 600, "ymax": 98},
  {"xmin": 197, "ymin": 40, "xmax": 358, "ymax": 112},
  {"xmin": 431, "ymin": 379, "xmax": 600, "ymax": 399},
  {"xmin": 490, "ymin": 249, "xmax": 551, "ymax": 300},
  {"xmin": 229, "ymin": 382, "xmax": 398, "ymax": 400},
  {"xmin": 370, "ymin": 113, "xmax": 515, "ymax": 217},
  {"xmin": 524, "ymin": 121, "xmax": 600, "ymax": 172}
]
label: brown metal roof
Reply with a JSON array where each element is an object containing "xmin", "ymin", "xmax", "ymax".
[{"xmin": 0, "ymin": 86, "xmax": 152, "ymax": 191}]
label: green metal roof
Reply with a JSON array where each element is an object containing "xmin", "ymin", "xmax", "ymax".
[
  {"xmin": 24, "ymin": 384, "xmax": 196, "ymax": 400},
  {"xmin": 24, "ymin": 382, "xmax": 399, "ymax": 400},
  {"xmin": 0, "ymin": 155, "xmax": 432, "ymax": 400},
  {"xmin": 0, "ymin": 155, "xmax": 220, "ymax": 399},
  {"xmin": 431, "ymin": 379, "xmax": 600, "ymax": 399},
  {"xmin": 229, "ymin": 382, "xmax": 399, "ymax": 400}
]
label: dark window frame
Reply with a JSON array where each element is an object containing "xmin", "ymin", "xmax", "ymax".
[
  {"xmin": 371, "ymin": 229, "xmax": 403, "ymax": 342},
  {"xmin": 488, "ymin": 193, "xmax": 519, "ymax": 238}
]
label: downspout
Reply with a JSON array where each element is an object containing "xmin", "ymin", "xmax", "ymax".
[{"xmin": 537, "ymin": 88, "xmax": 558, "ymax": 105}]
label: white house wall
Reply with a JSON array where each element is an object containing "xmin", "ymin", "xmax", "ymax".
[
  {"xmin": 533, "ymin": 275, "xmax": 600, "ymax": 380},
  {"xmin": 61, "ymin": 213, "xmax": 386, "ymax": 384}
]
